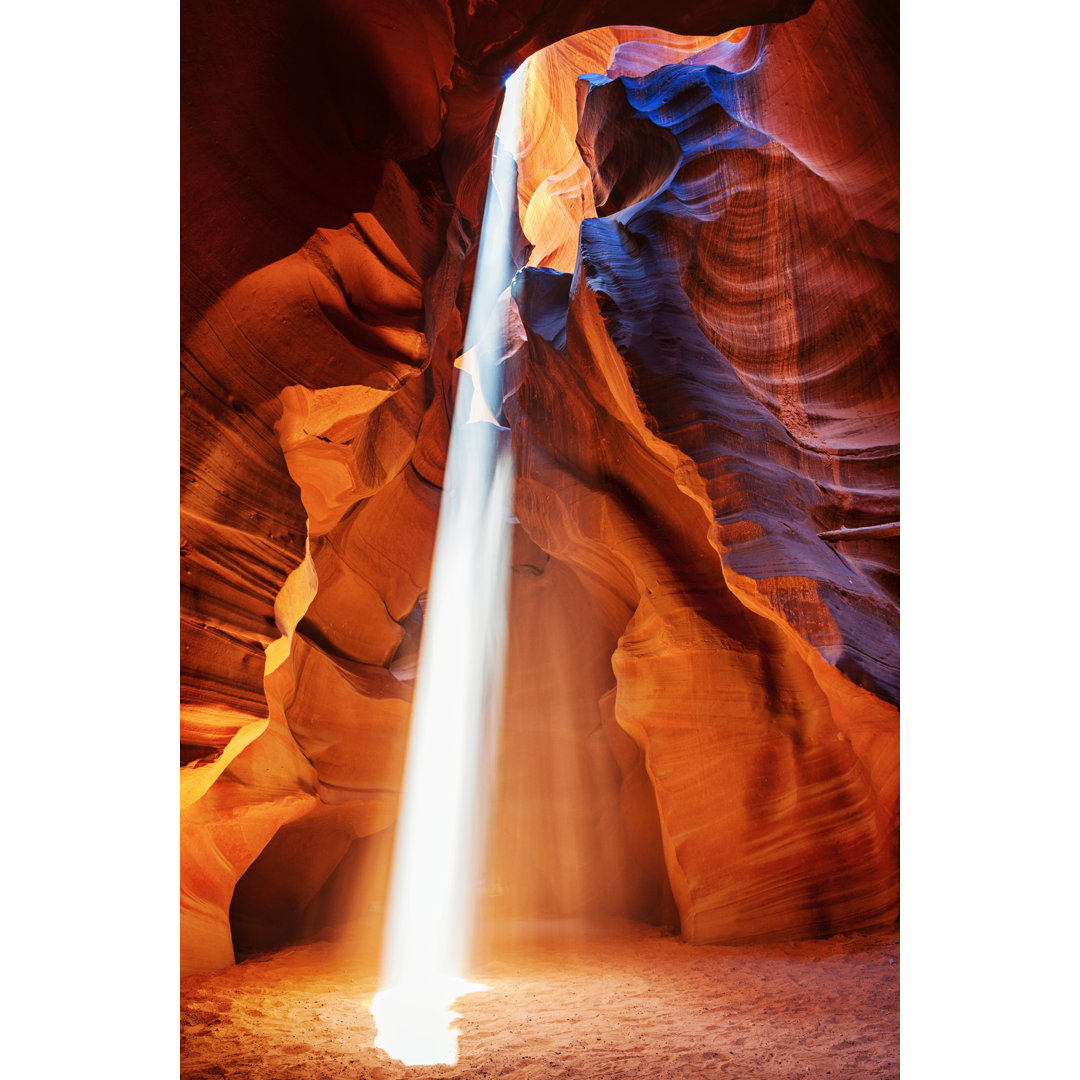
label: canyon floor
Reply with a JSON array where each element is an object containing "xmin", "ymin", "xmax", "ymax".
[{"xmin": 180, "ymin": 918, "xmax": 899, "ymax": 1079}]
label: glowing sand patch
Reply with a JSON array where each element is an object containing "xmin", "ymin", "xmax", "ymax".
[
  {"xmin": 370, "ymin": 59, "xmax": 529, "ymax": 1067},
  {"xmin": 371, "ymin": 977, "xmax": 490, "ymax": 1066}
]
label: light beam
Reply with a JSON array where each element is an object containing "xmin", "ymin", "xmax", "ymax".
[{"xmin": 370, "ymin": 58, "xmax": 530, "ymax": 1067}]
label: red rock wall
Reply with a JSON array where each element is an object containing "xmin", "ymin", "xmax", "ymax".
[{"xmin": 181, "ymin": 0, "xmax": 895, "ymax": 973}]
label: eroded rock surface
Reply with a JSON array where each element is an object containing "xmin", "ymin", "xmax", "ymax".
[{"xmin": 181, "ymin": 0, "xmax": 895, "ymax": 972}]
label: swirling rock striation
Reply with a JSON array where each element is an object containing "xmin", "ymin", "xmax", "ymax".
[
  {"xmin": 506, "ymin": 0, "xmax": 897, "ymax": 943},
  {"xmin": 180, "ymin": 0, "xmax": 895, "ymax": 972}
]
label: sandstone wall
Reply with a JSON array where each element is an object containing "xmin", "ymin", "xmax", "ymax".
[{"xmin": 180, "ymin": 0, "xmax": 896, "ymax": 973}]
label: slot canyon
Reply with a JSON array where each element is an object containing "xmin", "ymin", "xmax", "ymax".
[{"xmin": 180, "ymin": 0, "xmax": 899, "ymax": 1076}]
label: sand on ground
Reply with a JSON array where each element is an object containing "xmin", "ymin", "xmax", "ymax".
[{"xmin": 181, "ymin": 918, "xmax": 899, "ymax": 1079}]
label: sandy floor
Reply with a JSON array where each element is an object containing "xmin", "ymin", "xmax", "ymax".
[{"xmin": 181, "ymin": 919, "xmax": 899, "ymax": 1079}]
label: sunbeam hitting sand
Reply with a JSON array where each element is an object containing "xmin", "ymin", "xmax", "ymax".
[
  {"xmin": 369, "ymin": 60, "xmax": 529, "ymax": 1066},
  {"xmin": 181, "ymin": 919, "xmax": 898, "ymax": 1079}
]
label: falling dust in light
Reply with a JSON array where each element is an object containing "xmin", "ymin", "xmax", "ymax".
[{"xmin": 370, "ymin": 58, "xmax": 530, "ymax": 1068}]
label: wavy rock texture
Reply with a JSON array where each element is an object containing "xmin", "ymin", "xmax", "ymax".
[
  {"xmin": 180, "ymin": 0, "xmax": 894, "ymax": 973},
  {"xmin": 509, "ymin": 0, "xmax": 897, "ymax": 943}
]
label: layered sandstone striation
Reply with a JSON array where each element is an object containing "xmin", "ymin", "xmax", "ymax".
[{"xmin": 181, "ymin": 0, "xmax": 896, "ymax": 973}]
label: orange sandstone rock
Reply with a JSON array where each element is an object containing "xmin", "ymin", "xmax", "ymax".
[
  {"xmin": 180, "ymin": 0, "xmax": 894, "ymax": 972},
  {"xmin": 505, "ymin": 0, "xmax": 898, "ymax": 942}
]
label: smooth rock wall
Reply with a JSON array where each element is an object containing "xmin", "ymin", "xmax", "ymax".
[{"xmin": 180, "ymin": 0, "xmax": 896, "ymax": 972}]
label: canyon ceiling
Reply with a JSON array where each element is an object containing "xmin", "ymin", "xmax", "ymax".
[{"xmin": 181, "ymin": 0, "xmax": 898, "ymax": 976}]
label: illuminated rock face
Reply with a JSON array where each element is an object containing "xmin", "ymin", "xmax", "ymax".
[{"xmin": 181, "ymin": 0, "xmax": 896, "ymax": 972}]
